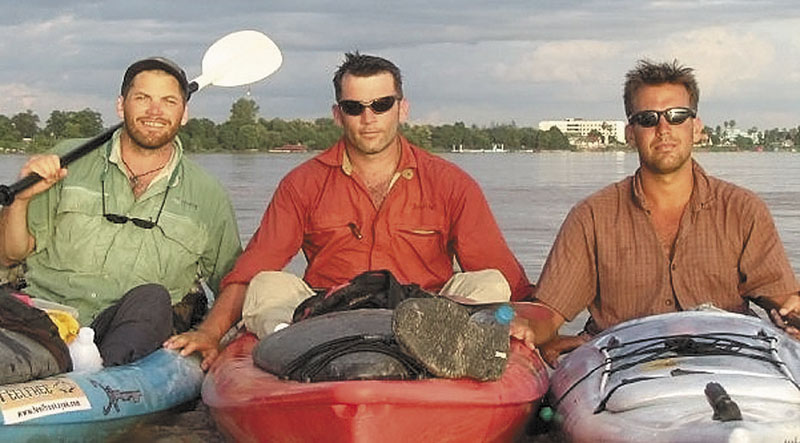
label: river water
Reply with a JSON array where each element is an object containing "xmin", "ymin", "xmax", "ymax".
[
  {"xmin": 2, "ymin": 150, "xmax": 800, "ymax": 441},
  {"xmin": 189, "ymin": 150, "xmax": 800, "ymax": 279}
]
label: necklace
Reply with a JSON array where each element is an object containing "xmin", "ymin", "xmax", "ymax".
[{"xmin": 121, "ymin": 155, "xmax": 168, "ymax": 187}]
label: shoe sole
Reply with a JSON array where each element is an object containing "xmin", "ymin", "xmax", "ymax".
[{"xmin": 392, "ymin": 297, "xmax": 509, "ymax": 381}]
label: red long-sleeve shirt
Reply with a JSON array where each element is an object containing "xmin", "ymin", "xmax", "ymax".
[{"xmin": 222, "ymin": 136, "xmax": 531, "ymax": 300}]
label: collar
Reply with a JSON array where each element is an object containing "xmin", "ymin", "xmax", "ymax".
[
  {"xmin": 317, "ymin": 135, "xmax": 417, "ymax": 181},
  {"xmin": 632, "ymin": 158, "xmax": 714, "ymax": 212},
  {"xmin": 106, "ymin": 129, "xmax": 183, "ymax": 188}
]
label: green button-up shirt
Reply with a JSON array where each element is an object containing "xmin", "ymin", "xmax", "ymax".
[{"xmin": 24, "ymin": 130, "xmax": 242, "ymax": 322}]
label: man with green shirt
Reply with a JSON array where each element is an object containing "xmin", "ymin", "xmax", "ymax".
[{"xmin": 0, "ymin": 57, "xmax": 241, "ymax": 369}]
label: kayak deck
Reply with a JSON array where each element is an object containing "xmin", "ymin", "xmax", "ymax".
[
  {"xmin": 203, "ymin": 332, "xmax": 549, "ymax": 443},
  {"xmin": 0, "ymin": 349, "xmax": 204, "ymax": 442}
]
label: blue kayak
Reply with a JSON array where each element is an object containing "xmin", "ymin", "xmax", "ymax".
[{"xmin": 0, "ymin": 348, "xmax": 203, "ymax": 442}]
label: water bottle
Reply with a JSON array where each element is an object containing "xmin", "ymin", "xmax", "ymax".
[
  {"xmin": 471, "ymin": 303, "xmax": 515, "ymax": 326},
  {"xmin": 493, "ymin": 304, "xmax": 515, "ymax": 325},
  {"xmin": 468, "ymin": 303, "xmax": 515, "ymax": 379},
  {"xmin": 68, "ymin": 327, "xmax": 104, "ymax": 372}
]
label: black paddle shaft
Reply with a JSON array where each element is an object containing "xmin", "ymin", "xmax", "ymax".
[
  {"xmin": 0, "ymin": 81, "xmax": 199, "ymax": 207},
  {"xmin": 0, "ymin": 122, "xmax": 120, "ymax": 206}
]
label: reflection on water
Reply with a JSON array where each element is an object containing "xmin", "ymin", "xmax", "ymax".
[{"xmin": 3, "ymin": 151, "xmax": 800, "ymax": 279}]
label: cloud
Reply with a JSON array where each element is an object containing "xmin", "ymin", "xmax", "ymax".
[
  {"xmin": 0, "ymin": 82, "xmax": 112, "ymax": 123},
  {"xmin": 654, "ymin": 26, "xmax": 775, "ymax": 99},
  {"xmin": 2, "ymin": 2, "xmax": 800, "ymax": 129},
  {"xmin": 494, "ymin": 40, "xmax": 624, "ymax": 84},
  {"xmin": 0, "ymin": 84, "xmax": 40, "ymax": 113}
]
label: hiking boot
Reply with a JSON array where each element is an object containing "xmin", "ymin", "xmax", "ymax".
[
  {"xmin": 172, "ymin": 290, "xmax": 208, "ymax": 334},
  {"xmin": 392, "ymin": 297, "xmax": 510, "ymax": 381}
]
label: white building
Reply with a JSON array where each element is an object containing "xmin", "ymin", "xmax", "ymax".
[{"xmin": 538, "ymin": 118, "xmax": 626, "ymax": 144}]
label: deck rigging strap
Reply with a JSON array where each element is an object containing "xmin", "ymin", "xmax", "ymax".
[{"xmin": 553, "ymin": 331, "xmax": 798, "ymax": 410}]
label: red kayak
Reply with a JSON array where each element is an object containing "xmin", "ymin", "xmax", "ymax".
[{"xmin": 202, "ymin": 331, "xmax": 549, "ymax": 442}]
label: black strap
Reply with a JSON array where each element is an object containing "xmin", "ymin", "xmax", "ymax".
[
  {"xmin": 293, "ymin": 270, "xmax": 434, "ymax": 322},
  {"xmin": 280, "ymin": 333, "xmax": 432, "ymax": 382}
]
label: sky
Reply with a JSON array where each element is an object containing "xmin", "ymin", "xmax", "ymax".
[{"xmin": 1, "ymin": 1, "xmax": 799, "ymax": 131}]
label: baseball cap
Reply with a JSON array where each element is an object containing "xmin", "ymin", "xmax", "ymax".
[{"xmin": 121, "ymin": 56, "xmax": 190, "ymax": 98}]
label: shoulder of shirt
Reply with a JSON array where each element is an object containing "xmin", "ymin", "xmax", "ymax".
[
  {"xmin": 410, "ymin": 144, "xmax": 477, "ymax": 184},
  {"xmin": 282, "ymin": 151, "xmax": 331, "ymax": 183},
  {"xmin": 575, "ymin": 177, "xmax": 631, "ymax": 209},
  {"xmin": 49, "ymin": 137, "xmax": 97, "ymax": 158},
  {"xmin": 702, "ymin": 172, "xmax": 766, "ymax": 211}
]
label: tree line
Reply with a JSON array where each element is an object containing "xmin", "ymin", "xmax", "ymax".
[
  {"xmin": 3, "ymin": 97, "xmax": 798, "ymax": 154},
  {"xmin": 1, "ymin": 98, "xmax": 571, "ymax": 153}
]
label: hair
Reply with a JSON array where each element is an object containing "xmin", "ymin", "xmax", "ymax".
[
  {"xmin": 121, "ymin": 57, "xmax": 189, "ymax": 101},
  {"xmin": 332, "ymin": 51, "xmax": 403, "ymax": 101},
  {"xmin": 623, "ymin": 59, "xmax": 699, "ymax": 117}
]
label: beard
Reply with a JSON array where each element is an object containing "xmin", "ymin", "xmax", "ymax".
[
  {"xmin": 123, "ymin": 113, "xmax": 181, "ymax": 150},
  {"xmin": 639, "ymin": 137, "xmax": 692, "ymax": 175}
]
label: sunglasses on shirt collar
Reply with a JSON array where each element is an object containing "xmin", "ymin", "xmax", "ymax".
[
  {"xmin": 101, "ymin": 177, "xmax": 169, "ymax": 229},
  {"xmin": 627, "ymin": 107, "xmax": 696, "ymax": 128},
  {"xmin": 337, "ymin": 95, "xmax": 400, "ymax": 116}
]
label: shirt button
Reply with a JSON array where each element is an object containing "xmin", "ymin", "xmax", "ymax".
[
  {"xmin": 91, "ymin": 293, "xmax": 97, "ymax": 298},
  {"xmin": 665, "ymin": 299, "xmax": 673, "ymax": 306},
  {"xmin": 671, "ymin": 263, "xmax": 677, "ymax": 270}
]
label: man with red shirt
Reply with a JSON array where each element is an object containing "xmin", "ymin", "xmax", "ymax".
[{"xmin": 166, "ymin": 52, "xmax": 532, "ymax": 369}]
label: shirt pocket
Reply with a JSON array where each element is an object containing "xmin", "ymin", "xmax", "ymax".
[
  {"xmin": 50, "ymin": 186, "xmax": 110, "ymax": 271},
  {"xmin": 393, "ymin": 219, "xmax": 449, "ymax": 260},
  {"xmin": 306, "ymin": 214, "xmax": 355, "ymax": 251}
]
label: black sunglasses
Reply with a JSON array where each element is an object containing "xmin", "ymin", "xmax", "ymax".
[
  {"xmin": 338, "ymin": 95, "xmax": 400, "ymax": 116},
  {"xmin": 628, "ymin": 107, "xmax": 696, "ymax": 128},
  {"xmin": 101, "ymin": 177, "xmax": 169, "ymax": 229}
]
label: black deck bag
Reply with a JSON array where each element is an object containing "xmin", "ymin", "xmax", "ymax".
[
  {"xmin": 254, "ymin": 309, "xmax": 430, "ymax": 382},
  {"xmin": 292, "ymin": 269, "xmax": 433, "ymax": 322},
  {"xmin": 258, "ymin": 270, "xmax": 438, "ymax": 382}
]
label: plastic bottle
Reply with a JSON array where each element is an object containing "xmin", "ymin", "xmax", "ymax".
[
  {"xmin": 493, "ymin": 304, "xmax": 515, "ymax": 325},
  {"xmin": 68, "ymin": 327, "xmax": 104, "ymax": 372},
  {"xmin": 467, "ymin": 303, "xmax": 515, "ymax": 379},
  {"xmin": 471, "ymin": 303, "xmax": 515, "ymax": 326}
]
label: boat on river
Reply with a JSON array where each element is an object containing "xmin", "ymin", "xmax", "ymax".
[
  {"xmin": 548, "ymin": 309, "xmax": 800, "ymax": 442},
  {"xmin": 203, "ymin": 306, "xmax": 550, "ymax": 443},
  {"xmin": 0, "ymin": 349, "xmax": 204, "ymax": 442}
]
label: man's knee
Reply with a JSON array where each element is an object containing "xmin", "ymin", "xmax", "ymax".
[
  {"xmin": 242, "ymin": 271, "xmax": 315, "ymax": 339},
  {"xmin": 439, "ymin": 269, "xmax": 511, "ymax": 303},
  {"xmin": 93, "ymin": 284, "xmax": 173, "ymax": 366}
]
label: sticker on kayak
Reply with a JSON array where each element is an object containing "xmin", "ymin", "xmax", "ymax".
[{"xmin": 0, "ymin": 377, "xmax": 90, "ymax": 424}]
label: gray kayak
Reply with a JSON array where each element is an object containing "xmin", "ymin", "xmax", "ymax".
[{"xmin": 549, "ymin": 309, "xmax": 800, "ymax": 442}]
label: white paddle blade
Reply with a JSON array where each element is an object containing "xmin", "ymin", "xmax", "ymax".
[{"xmin": 193, "ymin": 30, "xmax": 283, "ymax": 90}]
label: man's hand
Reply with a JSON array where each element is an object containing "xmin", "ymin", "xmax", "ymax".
[
  {"xmin": 770, "ymin": 294, "xmax": 800, "ymax": 340},
  {"xmin": 164, "ymin": 329, "xmax": 221, "ymax": 371},
  {"xmin": 164, "ymin": 283, "xmax": 247, "ymax": 371},
  {"xmin": 538, "ymin": 334, "xmax": 591, "ymax": 368},
  {"xmin": 509, "ymin": 316, "xmax": 536, "ymax": 350},
  {"xmin": 16, "ymin": 155, "xmax": 68, "ymax": 201}
]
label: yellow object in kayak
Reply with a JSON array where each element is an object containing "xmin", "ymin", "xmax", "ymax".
[{"xmin": 46, "ymin": 309, "xmax": 80, "ymax": 344}]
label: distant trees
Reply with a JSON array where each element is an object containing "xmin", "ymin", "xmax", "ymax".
[
  {"xmin": 11, "ymin": 110, "xmax": 39, "ymax": 139},
  {"xmin": 704, "ymin": 126, "xmax": 720, "ymax": 145},
  {"xmin": 0, "ymin": 115, "xmax": 21, "ymax": 143},
  {"xmin": 0, "ymin": 108, "xmax": 104, "ymax": 152},
  {"xmin": 10, "ymin": 98, "xmax": 798, "ymax": 154},
  {"xmin": 43, "ymin": 109, "xmax": 104, "ymax": 139},
  {"xmin": 178, "ymin": 98, "xmax": 573, "ymax": 152}
]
